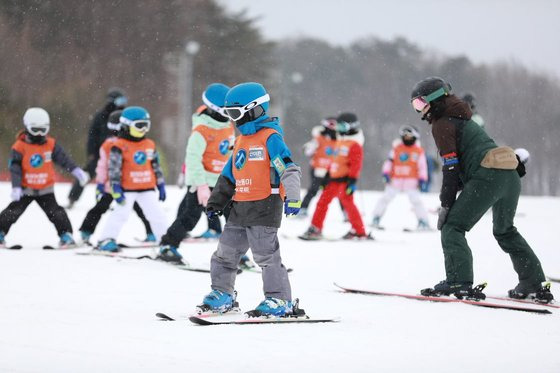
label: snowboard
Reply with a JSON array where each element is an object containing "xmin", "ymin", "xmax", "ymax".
[{"xmin": 334, "ymin": 283, "xmax": 552, "ymax": 314}]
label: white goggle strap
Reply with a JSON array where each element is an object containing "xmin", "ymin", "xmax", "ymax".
[{"xmin": 202, "ymin": 93, "xmax": 227, "ymax": 117}]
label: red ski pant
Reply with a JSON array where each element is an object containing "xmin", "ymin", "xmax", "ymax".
[{"xmin": 311, "ymin": 182, "xmax": 365, "ymax": 235}]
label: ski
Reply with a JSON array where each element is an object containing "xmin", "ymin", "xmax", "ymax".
[
  {"xmin": 188, "ymin": 314, "xmax": 339, "ymax": 326},
  {"xmin": 239, "ymin": 266, "xmax": 294, "ymax": 274},
  {"xmin": 485, "ymin": 295, "xmax": 559, "ymax": 309},
  {"xmin": 403, "ymin": 227, "xmax": 435, "ymax": 233},
  {"xmin": 334, "ymin": 283, "xmax": 552, "ymax": 314},
  {"xmin": 3, "ymin": 244, "xmax": 23, "ymax": 250},
  {"xmin": 155, "ymin": 312, "xmax": 175, "ymax": 321},
  {"xmin": 546, "ymin": 276, "xmax": 560, "ymax": 284}
]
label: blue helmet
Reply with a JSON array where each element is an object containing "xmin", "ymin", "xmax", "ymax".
[
  {"xmin": 202, "ymin": 83, "xmax": 230, "ymax": 116},
  {"xmin": 224, "ymin": 82, "xmax": 270, "ymax": 125},
  {"xmin": 120, "ymin": 106, "xmax": 151, "ymax": 138}
]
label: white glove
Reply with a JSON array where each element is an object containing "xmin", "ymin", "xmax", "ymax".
[
  {"xmin": 514, "ymin": 148, "xmax": 530, "ymax": 164},
  {"xmin": 11, "ymin": 187, "xmax": 23, "ymax": 202},
  {"xmin": 196, "ymin": 184, "xmax": 211, "ymax": 207},
  {"xmin": 72, "ymin": 168, "xmax": 90, "ymax": 187}
]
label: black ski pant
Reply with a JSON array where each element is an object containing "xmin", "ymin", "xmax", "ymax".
[
  {"xmin": 0, "ymin": 193, "xmax": 72, "ymax": 236},
  {"xmin": 79, "ymin": 193, "xmax": 153, "ymax": 235},
  {"xmin": 68, "ymin": 157, "xmax": 97, "ymax": 203},
  {"xmin": 301, "ymin": 168, "xmax": 345, "ymax": 213},
  {"xmin": 161, "ymin": 188, "xmax": 221, "ymax": 247}
]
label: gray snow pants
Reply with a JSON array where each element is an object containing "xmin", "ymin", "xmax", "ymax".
[{"xmin": 210, "ymin": 223, "xmax": 292, "ymax": 301}]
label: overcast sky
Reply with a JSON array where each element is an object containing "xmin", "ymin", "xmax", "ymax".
[{"xmin": 219, "ymin": 0, "xmax": 560, "ymax": 79}]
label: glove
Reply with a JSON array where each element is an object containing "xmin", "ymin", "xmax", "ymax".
[
  {"xmin": 284, "ymin": 199, "xmax": 302, "ymax": 217},
  {"xmin": 111, "ymin": 183, "xmax": 126, "ymax": 205},
  {"xmin": 345, "ymin": 178, "xmax": 357, "ymax": 195},
  {"xmin": 419, "ymin": 180, "xmax": 429, "ymax": 193},
  {"xmin": 157, "ymin": 183, "xmax": 166, "ymax": 202},
  {"xmin": 437, "ymin": 206, "xmax": 450, "ymax": 230},
  {"xmin": 197, "ymin": 184, "xmax": 211, "ymax": 207},
  {"xmin": 206, "ymin": 206, "xmax": 223, "ymax": 218},
  {"xmin": 11, "ymin": 187, "xmax": 23, "ymax": 202},
  {"xmin": 382, "ymin": 174, "xmax": 390, "ymax": 184},
  {"xmin": 72, "ymin": 168, "xmax": 91, "ymax": 187},
  {"xmin": 95, "ymin": 184, "xmax": 105, "ymax": 202}
]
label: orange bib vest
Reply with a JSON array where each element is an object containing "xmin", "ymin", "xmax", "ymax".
[
  {"xmin": 192, "ymin": 124, "xmax": 235, "ymax": 174},
  {"xmin": 329, "ymin": 138, "xmax": 359, "ymax": 178},
  {"xmin": 12, "ymin": 136, "xmax": 56, "ymax": 189},
  {"xmin": 311, "ymin": 135, "xmax": 337, "ymax": 169},
  {"xmin": 231, "ymin": 128, "xmax": 285, "ymax": 202},
  {"xmin": 391, "ymin": 143, "xmax": 424, "ymax": 179},
  {"xmin": 113, "ymin": 138, "xmax": 157, "ymax": 190}
]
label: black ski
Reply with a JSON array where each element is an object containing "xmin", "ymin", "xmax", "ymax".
[{"xmin": 334, "ymin": 283, "xmax": 552, "ymax": 314}]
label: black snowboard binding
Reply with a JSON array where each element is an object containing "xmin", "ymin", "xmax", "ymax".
[
  {"xmin": 421, "ymin": 281, "xmax": 486, "ymax": 301},
  {"xmin": 508, "ymin": 282, "xmax": 554, "ymax": 304}
]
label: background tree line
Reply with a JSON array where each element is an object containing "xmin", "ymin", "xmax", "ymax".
[{"xmin": 1, "ymin": 1, "xmax": 559, "ymax": 195}]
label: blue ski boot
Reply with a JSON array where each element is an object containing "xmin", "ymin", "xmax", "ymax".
[
  {"xmin": 238, "ymin": 255, "xmax": 256, "ymax": 271},
  {"xmin": 417, "ymin": 219, "xmax": 431, "ymax": 231},
  {"xmin": 195, "ymin": 229, "xmax": 220, "ymax": 240},
  {"xmin": 0, "ymin": 231, "xmax": 5, "ymax": 247},
  {"xmin": 97, "ymin": 238, "xmax": 119, "ymax": 252},
  {"xmin": 157, "ymin": 245, "xmax": 183, "ymax": 264},
  {"xmin": 59, "ymin": 232, "xmax": 76, "ymax": 249},
  {"xmin": 196, "ymin": 289, "xmax": 237, "ymax": 314},
  {"xmin": 144, "ymin": 233, "xmax": 157, "ymax": 243},
  {"xmin": 80, "ymin": 231, "xmax": 92, "ymax": 245},
  {"xmin": 251, "ymin": 297, "xmax": 293, "ymax": 317}
]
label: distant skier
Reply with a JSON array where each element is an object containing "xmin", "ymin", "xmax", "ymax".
[
  {"xmin": 196, "ymin": 82, "xmax": 302, "ymax": 317},
  {"xmin": 299, "ymin": 117, "xmax": 347, "ymax": 219},
  {"xmin": 411, "ymin": 77, "xmax": 552, "ymax": 302},
  {"xmin": 67, "ymin": 88, "xmax": 128, "ymax": 208},
  {"xmin": 96, "ymin": 106, "xmax": 167, "ymax": 251},
  {"xmin": 300, "ymin": 112, "xmax": 371, "ymax": 240},
  {"xmin": 0, "ymin": 108, "xmax": 90, "ymax": 248},
  {"xmin": 461, "ymin": 92, "xmax": 485, "ymax": 129},
  {"xmin": 78, "ymin": 110, "xmax": 154, "ymax": 245},
  {"xmin": 157, "ymin": 83, "xmax": 235, "ymax": 262},
  {"xmin": 371, "ymin": 125, "xmax": 431, "ymax": 231}
]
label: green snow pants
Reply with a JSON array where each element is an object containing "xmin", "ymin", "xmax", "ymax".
[{"xmin": 441, "ymin": 167, "xmax": 545, "ymax": 287}]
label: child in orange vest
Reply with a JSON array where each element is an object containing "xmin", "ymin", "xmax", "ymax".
[
  {"xmin": 195, "ymin": 82, "xmax": 302, "ymax": 317},
  {"xmin": 300, "ymin": 113, "xmax": 372, "ymax": 240},
  {"xmin": 158, "ymin": 83, "xmax": 235, "ymax": 263},
  {"xmin": 371, "ymin": 125, "xmax": 431, "ymax": 230},
  {"xmin": 0, "ymin": 108, "xmax": 90, "ymax": 248},
  {"xmin": 78, "ymin": 110, "xmax": 154, "ymax": 244},
  {"xmin": 96, "ymin": 106, "xmax": 167, "ymax": 251}
]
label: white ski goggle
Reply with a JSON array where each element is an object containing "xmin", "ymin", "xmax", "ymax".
[
  {"xmin": 202, "ymin": 93, "xmax": 228, "ymax": 118},
  {"xmin": 224, "ymin": 93, "xmax": 270, "ymax": 121},
  {"xmin": 27, "ymin": 125, "xmax": 49, "ymax": 136},
  {"xmin": 120, "ymin": 117, "xmax": 151, "ymax": 133}
]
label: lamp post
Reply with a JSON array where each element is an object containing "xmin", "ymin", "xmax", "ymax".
[{"xmin": 173, "ymin": 40, "xmax": 200, "ymax": 182}]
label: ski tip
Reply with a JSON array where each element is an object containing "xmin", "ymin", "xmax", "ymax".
[
  {"xmin": 8, "ymin": 245, "xmax": 23, "ymax": 250},
  {"xmin": 42, "ymin": 245, "xmax": 56, "ymax": 250},
  {"xmin": 155, "ymin": 312, "xmax": 175, "ymax": 321}
]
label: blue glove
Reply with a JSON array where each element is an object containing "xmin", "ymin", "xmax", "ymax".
[
  {"xmin": 111, "ymin": 183, "xmax": 126, "ymax": 205},
  {"xmin": 157, "ymin": 183, "xmax": 166, "ymax": 201},
  {"xmin": 382, "ymin": 174, "xmax": 390, "ymax": 184},
  {"xmin": 419, "ymin": 180, "xmax": 429, "ymax": 193},
  {"xmin": 206, "ymin": 206, "xmax": 223, "ymax": 218},
  {"xmin": 95, "ymin": 184, "xmax": 105, "ymax": 202},
  {"xmin": 345, "ymin": 178, "xmax": 357, "ymax": 195},
  {"xmin": 284, "ymin": 199, "xmax": 302, "ymax": 217}
]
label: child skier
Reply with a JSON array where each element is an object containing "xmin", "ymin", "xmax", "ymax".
[
  {"xmin": 300, "ymin": 112, "xmax": 371, "ymax": 240},
  {"xmin": 299, "ymin": 117, "xmax": 341, "ymax": 217},
  {"xmin": 157, "ymin": 83, "xmax": 235, "ymax": 263},
  {"xmin": 0, "ymin": 108, "xmax": 90, "ymax": 248},
  {"xmin": 96, "ymin": 106, "xmax": 167, "ymax": 251},
  {"xmin": 410, "ymin": 77, "xmax": 552, "ymax": 302},
  {"xmin": 78, "ymin": 110, "xmax": 154, "ymax": 244},
  {"xmin": 196, "ymin": 82, "xmax": 302, "ymax": 317},
  {"xmin": 371, "ymin": 125, "xmax": 431, "ymax": 230}
]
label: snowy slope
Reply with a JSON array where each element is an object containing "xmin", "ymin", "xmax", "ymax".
[{"xmin": 0, "ymin": 182, "xmax": 559, "ymax": 373}]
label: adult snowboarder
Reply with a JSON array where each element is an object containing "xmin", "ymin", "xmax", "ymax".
[
  {"xmin": 410, "ymin": 77, "xmax": 552, "ymax": 302},
  {"xmin": 196, "ymin": 82, "xmax": 302, "ymax": 317}
]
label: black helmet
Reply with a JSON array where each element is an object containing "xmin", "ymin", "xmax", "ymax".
[
  {"xmin": 461, "ymin": 92, "xmax": 476, "ymax": 110},
  {"xmin": 106, "ymin": 87, "xmax": 128, "ymax": 108},
  {"xmin": 410, "ymin": 77, "xmax": 452, "ymax": 103},
  {"xmin": 337, "ymin": 112, "xmax": 360, "ymax": 134}
]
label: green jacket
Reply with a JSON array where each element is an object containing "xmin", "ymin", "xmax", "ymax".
[{"xmin": 185, "ymin": 111, "xmax": 233, "ymax": 188}]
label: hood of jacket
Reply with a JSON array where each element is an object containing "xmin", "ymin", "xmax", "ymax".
[{"xmin": 431, "ymin": 95, "xmax": 472, "ymax": 123}]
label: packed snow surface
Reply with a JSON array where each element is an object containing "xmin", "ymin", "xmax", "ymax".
[{"xmin": 0, "ymin": 183, "xmax": 559, "ymax": 372}]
